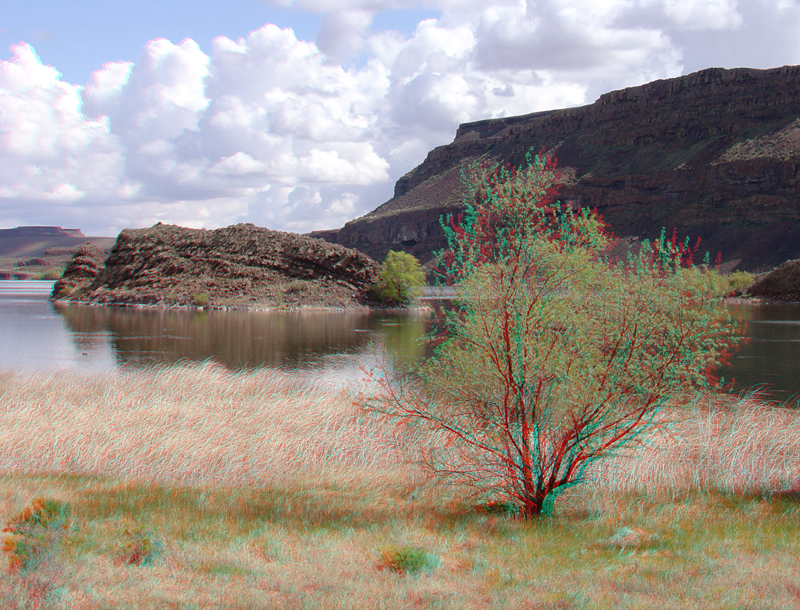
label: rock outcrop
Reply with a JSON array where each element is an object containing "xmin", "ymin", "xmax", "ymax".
[
  {"xmin": 50, "ymin": 244, "xmax": 106, "ymax": 298},
  {"xmin": 53, "ymin": 223, "xmax": 381, "ymax": 309},
  {"xmin": 746, "ymin": 259, "xmax": 800, "ymax": 302},
  {"xmin": 314, "ymin": 66, "xmax": 800, "ymax": 271}
]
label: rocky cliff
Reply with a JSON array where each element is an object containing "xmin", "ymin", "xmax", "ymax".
[
  {"xmin": 314, "ymin": 66, "xmax": 800, "ymax": 271},
  {"xmin": 51, "ymin": 244, "xmax": 107, "ymax": 297},
  {"xmin": 52, "ymin": 223, "xmax": 381, "ymax": 309}
]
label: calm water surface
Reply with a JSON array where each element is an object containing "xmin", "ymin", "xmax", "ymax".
[
  {"xmin": 719, "ymin": 302, "xmax": 800, "ymax": 402},
  {"xmin": 0, "ymin": 281, "xmax": 429, "ymax": 384},
  {"xmin": 3, "ymin": 281, "xmax": 800, "ymax": 400}
]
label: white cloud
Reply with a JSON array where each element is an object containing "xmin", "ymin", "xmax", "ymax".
[
  {"xmin": 316, "ymin": 9, "xmax": 374, "ymax": 60},
  {"xmin": 84, "ymin": 38, "xmax": 210, "ymax": 146},
  {"xmin": 328, "ymin": 191, "xmax": 359, "ymax": 215},
  {"xmin": 1, "ymin": 1, "xmax": 798, "ymax": 236},
  {"xmin": 299, "ymin": 145, "xmax": 390, "ymax": 183},
  {"xmin": 0, "ymin": 43, "xmax": 61, "ymax": 93},
  {"xmin": 660, "ymin": 0, "xmax": 742, "ymax": 29},
  {"xmin": 209, "ymin": 152, "xmax": 268, "ymax": 175},
  {"xmin": 0, "ymin": 43, "xmax": 126, "ymax": 225},
  {"xmin": 82, "ymin": 61, "xmax": 132, "ymax": 107},
  {"xmin": 46, "ymin": 183, "xmax": 86, "ymax": 202}
]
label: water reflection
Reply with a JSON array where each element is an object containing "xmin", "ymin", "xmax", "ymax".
[
  {"xmin": 47, "ymin": 299, "xmax": 800, "ymax": 400},
  {"xmin": 0, "ymin": 281, "xmax": 116, "ymax": 370},
  {"xmin": 3, "ymin": 281, "xmax": 800, "ymax": 400},
  {"xmin": 52, "ymin": 302, "xmax": 430, "ymax": 379},
  {"xmin": 719, "ymin": 303, "xmax": 800, "ymax": 402}
]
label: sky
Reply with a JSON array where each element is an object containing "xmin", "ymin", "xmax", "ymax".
[{"xmin": 1, "ymin": 0, "xmax": 800, "ymax": 237}]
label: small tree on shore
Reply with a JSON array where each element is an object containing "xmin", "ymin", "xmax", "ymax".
[
  {"xmin": 367, "ymin": 152, "xmax": 739, "ymax": 518},
  {"xmin": 372, "ymin": 251, "xmax": 426, "ymax": 305}
]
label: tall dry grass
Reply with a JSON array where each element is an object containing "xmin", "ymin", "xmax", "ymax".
[
  {"xmin": 0, "ymin": 363, "xmax": 416, "ymax": 491},
  {"xmin": 591, "ymin": 392, "xmax": 800, "ymax": 500},
  {"xmin": 2, "ymin": 365, "xmax": 800, "ymax": 504},
  {"xmin": 4, "ymin": 368, "xmax": 800, "ymax": 609}
]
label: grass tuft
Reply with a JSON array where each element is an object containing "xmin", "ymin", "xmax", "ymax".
[{"xmin": 376, "ymin": 544, "xmax": 438, "ymax": 574}]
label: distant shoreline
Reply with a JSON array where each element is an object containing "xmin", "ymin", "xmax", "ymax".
[
  {"xmin": 48, "ymin": 295, "xmax": 433, "ymax": 314},
  {"xmin": 6, "ymin": 278, "xmax": 799, "ymax": 308}
]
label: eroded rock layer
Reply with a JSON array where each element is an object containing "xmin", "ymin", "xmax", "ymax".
[{"xmin": 50, "ymin": 244, "xmax": 106, "ymax": 298}]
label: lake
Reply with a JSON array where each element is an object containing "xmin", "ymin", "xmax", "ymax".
[
  {"xmin": 2, "ymin": 281, "xmax": 800, "ymax": 401},
  {"xmin": 0, "ymin": 281, "xmax": 430, "ymax": 385}
]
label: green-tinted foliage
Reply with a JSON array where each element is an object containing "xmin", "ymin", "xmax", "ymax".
[
  {"xmin": 2, "ymin": 498, "xmax": 70, "ymax": 573},
  {"xmin": 192, "ymin": 292, "xmax": 210, "ymax": 307},
  {"xmin": 695, "ymin": 269, "xmax": 756, "ymax": 297},
  {"xmin": 376, "ymin": 545, "xmax": 437, "ymax": 574},
  {"xmin": 117, "ymin": 524, "xmax": 158, "ymax": 566},
  {"xmin": 727, "ymin": 270, "xmax": 756, "ymax": 295},
  {"xmin": 372, "ymin": 251, "xmax": 426, "ymax": 305},
  {"xmin": 371, "ymin": 151, "xmax": 740, "ymax": 519},
  {"xmin": 40, "ymin": 269, "xmax": 63, "ymax": 281}
]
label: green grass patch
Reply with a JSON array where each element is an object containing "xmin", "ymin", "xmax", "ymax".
[
  {"xmin": 376, "ymin": 544, "xmax": 438, "ymax": 574},
  {"xmin": 2, "ymin": 474, "xmax": 800, "ymax": 608}
]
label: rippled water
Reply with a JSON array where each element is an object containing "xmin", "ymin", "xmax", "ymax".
[{"xmin": 2, "ymin": 281, "xmax": 800, "ymax": 400}]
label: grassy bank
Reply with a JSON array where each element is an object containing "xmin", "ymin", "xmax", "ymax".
[{"xmin": 2, "ymin": 365, "xmax": 800, "ymax": 609}]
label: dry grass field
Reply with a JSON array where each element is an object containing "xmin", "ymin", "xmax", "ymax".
[{"xmin": 1, "ymin": 364, "xmax": 800, "ymax": 609}]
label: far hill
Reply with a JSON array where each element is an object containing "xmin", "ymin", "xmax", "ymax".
[
  {"xmin": 313, "ymin": 66, "xmax": 800, "ymax": 272},
  {"xmin": 0, "ymin": 226, "xmax": 116, "ymax": 280}
]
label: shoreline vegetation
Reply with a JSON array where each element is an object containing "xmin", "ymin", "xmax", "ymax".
[
  {"xmin": 3, "ymin": 364, "xmax": 800, "ymax": 608},
  {"xmin": 52, "ymin": 298, "xmax": 432, "ymax": 314}
]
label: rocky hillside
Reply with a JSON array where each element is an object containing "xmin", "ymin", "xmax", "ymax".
[
  {"xmin": 52, "ymin": 223, "xmax": 381, "ymax": 309},
  {"xmin": 746, "ymin": 259, "xmax": 800, "ymax": 302},
  {"xmin": 314, "ymin": 66, "xmax": 800, "ymax": 272}
]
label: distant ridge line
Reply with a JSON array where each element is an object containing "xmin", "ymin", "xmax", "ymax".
[{"xmin": 0, "ymin": 226, "xmax": 85, "ymax": 238}]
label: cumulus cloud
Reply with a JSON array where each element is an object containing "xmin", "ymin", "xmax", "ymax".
[
  {"xmin": 659, "ymin": 0, "xmax": 742, "ymax": 29},
  {"xmin": 667, "ymin": 0, "xmax": 800, "ymax": 73},
  {"xmin": 1, "ymin": 0, "xmax": 798, "ymax": 235},
  {"xmin": 316, "ymin": 10, "xmax": 374, "ymax": 60},
  {"xmin": 0, "ymin": 44, "xmax": 126, "ymax": 224},
  {"xmin": 209, "ymin": 152, "xmax": 268, "ymax": 176}
]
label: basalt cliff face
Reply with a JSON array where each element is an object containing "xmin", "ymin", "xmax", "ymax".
[
  {"xmin": 314, "ymin": 66, "xmax": 800, "ymax": 271},
  {"xmin": 52, "ymin": 223, "xmax": 381, "ymax": 309}
]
